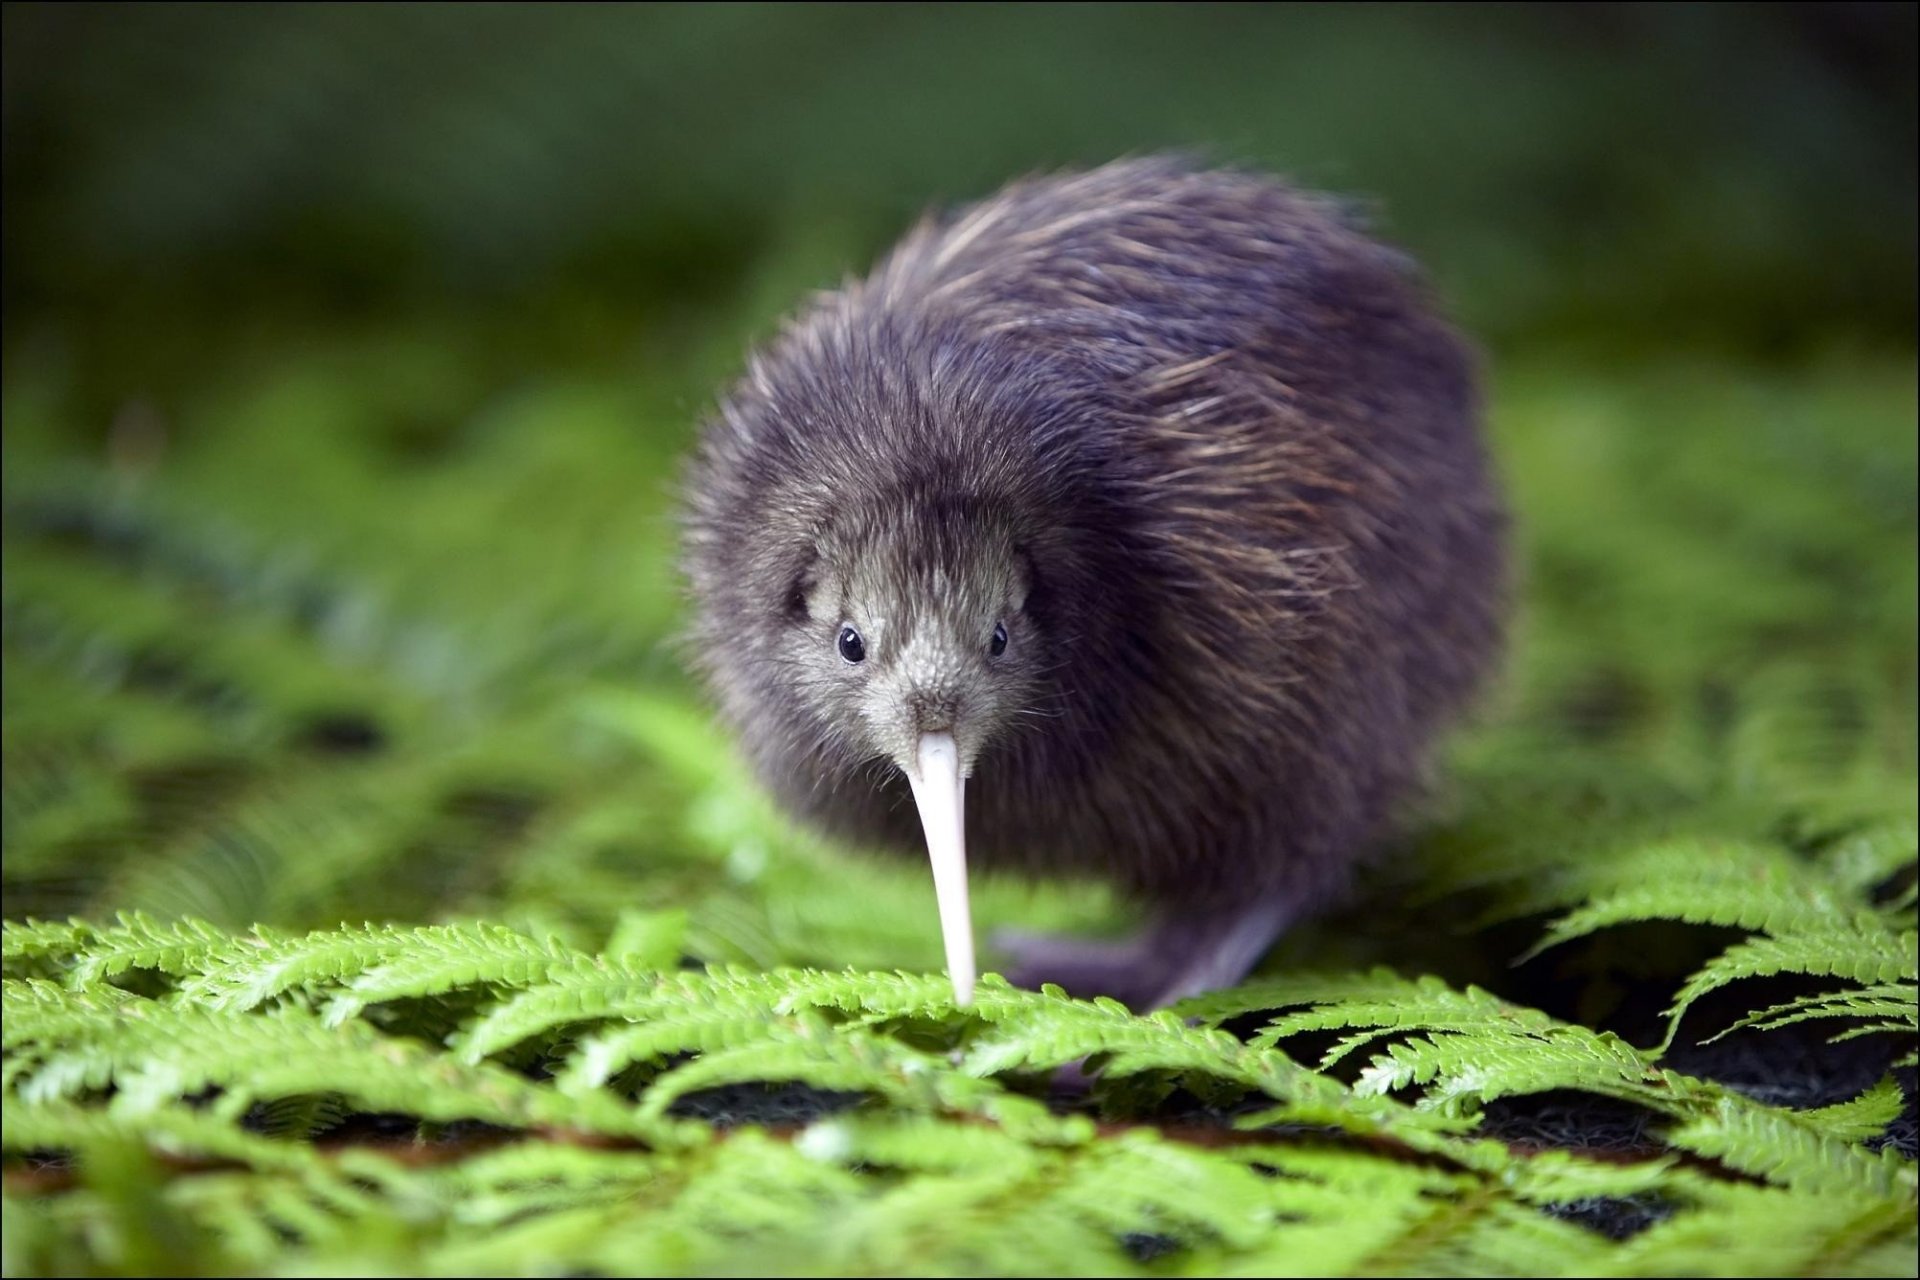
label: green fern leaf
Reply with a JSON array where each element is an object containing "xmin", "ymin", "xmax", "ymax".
[
  {"xmin": 0, "ymin": 918, "xmax": 98, "ymax": 974},
  {"xmin": 1040, "ymin": 1130, "xmax": 1279, "ymax": 1251},
  {"xmin": 1795, "ymin": 1077, "xmax": 1909, "ymax": 1144},
  {"xmin": 1520, "ymin": 843, "xmax": 1882, "ymax": 961},
  {"xmin": 62, "ymin": 912, "xmax": 258, "ymax": 985},
  {"xmin": 1492, "ymin": 1147, "xmax": 1685, "ymax": 1205},
  {"xmin": 321, "ymin": 922, "xmax": 590, "ymax": 1024},
  {"xmin": 1248, "ymin": 975, "xmax": 1564, "ymax": 1067},
  {"xmin": 1665, "ymin": 928, "xmax": 1919, "ymax": 1041},
  {"xmin": 1169, "ymin": 967, "xmax": 1437, "ymax": 1027},
  {"xmin": 453, "ymin": 954, "xmax": 674, "ymax": 1062},
  {"xmin": 633, "ymin": 1014, "xmax": 949, "ymax": 1119},
  {"xmin": 1664, "ymin": 1097, "xmax": 1919, "ymax": 1198},
  {"xmin": 175, "ymin": 922, "xmax": 431, "ymax": 1010},
  {"xmin": 1353, "ymin": 1026, "xmax": 1686, "ymax": 1118},
  {"xmin": 6, "ymin": 980, "xmax": 676, "ymax": 1145},
  {"xmin": 791, "ymin": 1113, "xmax": 1053, "ymax": 1175},
  {"xmin": 3, "ymin": 979, "xmax": 142, "ymax": 1098},
  {"xmin": 1706, "ymin": 983, "xmax": 1918, "ymax": 1043},
  {"xmin": 458, "ymin": 965, "xmax": 1009, "ymax": 1067},
  {"xmin": 0, "ymin": 1096, "xmax": 321, "ymax": 1173},
  {"xmin": 559, "ymin": 1008, "xmax": 801, "ymax": 1092},
  {"xmin": 1605, "ymin": 1189, "xmax": 1920, "ymax": 1280}
]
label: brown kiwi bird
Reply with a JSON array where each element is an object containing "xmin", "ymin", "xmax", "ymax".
[{"xmin": 680, "ymin": 156, "xmax": 1506, "ymax": 1011}]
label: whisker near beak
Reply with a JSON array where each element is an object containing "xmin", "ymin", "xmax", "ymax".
[{"xmin": 904, "ymin": 731, "xmax": 974, "ymax": 1005}]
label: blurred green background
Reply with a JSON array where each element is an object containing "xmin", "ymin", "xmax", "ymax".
[{"xmin": 2, "ymin": 4, "xmax": 1914, "ymax": 968}]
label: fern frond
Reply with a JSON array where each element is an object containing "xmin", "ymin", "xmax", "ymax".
[
  {"xmin": 6, "ymin": 981, "xmax": 676, "ymax": 1145},
  {"xmin": 1395, "ymin": 1194, "xmax": 1619, "ymax": 1277},
  {"xmin": 1170, "ymin": 970, "xmax": 1697, "ymax": 1124},
  {"xmin": 632, "ymin": 1014, "xmax": 1073, "ymax": 1140},
  {"xmin": 3, "ymin": 979, "xmax": 143, "ymax": 1095},
  {"xmin": 1491, "ymin": 1147, "xmax": 1686, "ymax": 1206},
  {"xmin": 57, "ymin": 911, "xmax": 259, "ymax": 986},
  {"xmin": 1704, "ymin": 983, "xmax": 1918, "ymax": 1043},
  {"xmin": 1795, "ymin": 1077, "xmax": 1910, "ymax": 1144},
  {"xmin": 245, "ymin": 1093, "xmax": 354, "ymax": 1141},
  {"xmin": 429, "ymin": 1138, "xmax": 662, "ymax": 1199},
  {"xmin": 965, "ymin": 990, "xmax": 1237, "ymax": 1075},
  {"xmin": 1827, "ymin": 1020, "xmax": 1919, "ymax": 1046},
  {"xmin": 1171, "ymin": 968, "xmax": 1467, "ymax": 1027},
  {"xmin": 1353, "ymin": 1025, "xmax": 1686, "ymax": 1119},
  {"xmin": 452, "ymin": 953, "xmax": 675, "ymax": 1062},
  {"xmin": 320, "ymin": 923, "xmax": 590, "ymax": 1024},
  {"xmin": 1664, "ymin": 1097, "xmax": 1919, "ymax": 1198},
  {"xmin": 1041, "ymin": 1130, "xmax": 1279, "ymax": 1250},
  {"xmin": 0, "ymin": 918, "xmax": 98, "ymax": 974},
  {"xmin": 1211, "ymin": 1191, "xmax": 1468, "ymax": 1278},
  {"xmin": 1252, "ymin": 973, "xmax": 1565, "ymax": 1066},
  {"xmin": 1518, "ymin": 839, "xmax": 1882, "ymax": 961},
  {"xmin": 175, "ymin": 922, "xmax": 440, "ymax": 1010},
  {"xmin": 559, "ymin": 1008, "xmax": 804, "ymax": 1093},
  {"xmin": 0, "ymin": 1097, "xmax": 320, "ymax": 1174},
  {"xmin": 456, "ymin": 963, "xmax": 989, "ymax": 1066},
  {"xmin": 791, "ymin": 1113, "xmax": 1056, "ymax": 1175},
  {"xmin": 6, "ymin": 847, "xmax": 1915, "ymax": 1275},
  {"xmin": 1606, "ymin": 1188, "xmax": 1919, "ymax": 1280},
  {"xmin": 1664, "ymin": 928, "xmax": 1919, "ymax": 1042}
]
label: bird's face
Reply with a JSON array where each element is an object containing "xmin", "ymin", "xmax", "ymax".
[
  {"xmin": 784, "ymin": 499, "xmax": 1042, "ymax": 777},
  {"xmin": 778, "ymin": 496, "xmax": 1047, "ymax": 1003}
]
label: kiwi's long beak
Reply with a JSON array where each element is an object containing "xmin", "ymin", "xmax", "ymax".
[{"xmin": 904, "ymin": 731, "xmax": 974, "ymax": 1005}]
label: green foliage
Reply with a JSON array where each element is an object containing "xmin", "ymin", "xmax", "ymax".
[
  {"xmin": 4, "ymin": 901, "xmax": 1915, "ymax": 1276},
  {"xmin": 4, "ymin": 344, "xmax": 1915, "ymax": 1275},
  {"xmin": 1, "ymin": 42, "xmax": 1915, "ymax": 1263}
]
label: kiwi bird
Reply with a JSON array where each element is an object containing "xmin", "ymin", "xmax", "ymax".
[{"xmin": 680, "ymin": 156, "xmax": 1506, "ymax": 1010}]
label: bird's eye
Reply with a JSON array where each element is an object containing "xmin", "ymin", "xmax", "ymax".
[
  {"xmin": 837, "ymin": 625, "xmax": 866, "ymax": 664},
  {"xmin": 989, "ymin": 621, "xmax": 1008, "ymax": 657}
]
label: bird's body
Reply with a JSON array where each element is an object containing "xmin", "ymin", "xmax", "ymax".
[{"xmin": 681, "ymin": 158, "xmax": 1506, "ymax": 1009}]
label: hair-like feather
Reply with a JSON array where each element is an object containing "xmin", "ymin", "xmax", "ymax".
[{"xmin": 681, "ymin": 156, "xmax": 1507, "ymax": 973}]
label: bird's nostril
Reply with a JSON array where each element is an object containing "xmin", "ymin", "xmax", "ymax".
[{"xmin": 910, "ymin": 691, "xmax": 961, "ymax": 733}]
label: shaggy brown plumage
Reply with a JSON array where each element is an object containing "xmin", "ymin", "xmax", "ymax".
[{"xmin": 681, "ymin": 156, "xmax": 1507, "ymax": 1009}]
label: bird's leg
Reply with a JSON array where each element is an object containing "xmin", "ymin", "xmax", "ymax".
[{"xmin": 993, "ymin": 895, "xmax": 1298, "ymax": 1012}]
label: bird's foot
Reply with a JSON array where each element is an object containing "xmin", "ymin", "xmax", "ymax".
[
  {"xmin": 992, "ymin": 928, "xmax": 1166, "ymax": 1011},
  {"xmin": 992, "ymin": 896, "xmax": 1299, "ymax": 1013}
]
